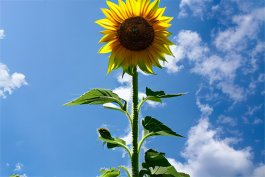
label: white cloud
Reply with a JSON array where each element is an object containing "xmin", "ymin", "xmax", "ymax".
[
  {"xmin": 163, "ymin": 30, "xmax": 208, "ymax": 73},
  {"xmin": 165, "ymin": 30, "xmax": 244, "ymax": 102},
  {"xmin": 0, "ymin": 63, "xmax": 28, "ymax": 98},
  {"xmin": 192, "ymin": 54, "xmax": 244, "ymax": 102},
  {"xmin": 253, "ymin": 164, "xmax": 265, "ymax": 177},
  {"xmin": 192, "ymin": 54, "xmax": 241, "ymax": 84},
  {"xmin": 253, "ymin": 118, "xmax": 263, "ymax": 125},
  {"xmin": 245, "ymin": 104, "xmax": 263, "ymax": 117},
  {"xmin": 214, "ymin": 7, "xmax": 265, "ymax": 52},
  {"xmin": 14, "ymin": 162, "xmax": 24, "ymax": 171},
  {"xmin": 217, "ymin": 81, "xmax": 244, "ymax": 102},
  {"xmin": 112, "ymin": 73, "xmax": 163, "ymax": 108},
  {"xmin": 248, "ymin": 74, "xmax": 265, "ymax": 94},
  {"xmin": 178, "ymin": 0, "xmax": 213, "ymax": 19},
  {"xmin": 165, "ymin": 93, "xmax": 264, "ymax": 177},
  {"xmin": 121, "ymin": 130, "xmax": 132, "ymax": 147},
  {"xmin": 0, "ymin": 29, "xmax": 5, "ymax": 39},
  {"xmin": 167, "ymin": 118, "xmax": 265, "ymax": 177},
  {"xmin": 196, "ymin": 97, "xmax": 213, "ymax": 117},
  {"xmin": 217, "ymin": 115, "xmax": 237, "ymax": 127},
  {"xmin": 20, "ymin": 174, "xmax": 28, "ymax": 177}
]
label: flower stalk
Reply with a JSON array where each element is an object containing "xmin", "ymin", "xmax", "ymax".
[{"xmin": 131, "ymin": 67, "xmax": 139, "ymax": 177}]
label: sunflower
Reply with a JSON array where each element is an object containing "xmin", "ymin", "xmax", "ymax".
[{"xmin": 96, "ymin": 0, "xmax": 174, "ymax": 74}]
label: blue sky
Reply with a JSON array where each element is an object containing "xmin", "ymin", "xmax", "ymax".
[{"xmin": 0, "ymin": 0, "xmax": 264, "ymax": 177}]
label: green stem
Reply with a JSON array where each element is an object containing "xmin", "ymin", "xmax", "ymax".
[
  {"xmin": 119, "ymin": 166, "xmax": 132, "ymax": 177},
  {"xmin": 138, "ymin": 133, "xmax": 153, "ymax": 153},
  {"xmin": 138, "ymin": 97, "xmax": 148, "ymax": 111},
  {"xmin": 131, "ymin": 67, "xmax": 139, "ymax": 177}
]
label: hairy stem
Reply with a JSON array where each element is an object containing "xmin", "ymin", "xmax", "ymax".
[{"xmin": 131, "ymin": 67, "xmax": 139, "ymax": 177}]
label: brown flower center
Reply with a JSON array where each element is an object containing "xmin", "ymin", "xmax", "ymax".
[{"xmin": 117, "ymin": 16, "xmax": 154, "ymax": 51}]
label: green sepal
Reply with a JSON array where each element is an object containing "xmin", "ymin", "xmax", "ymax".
[
  {"xmin": 64, "ymin": 88, "xmax": 127, "ymax": 111},
  {"xmin": 99, "ymin": 168, "xmax": 120, "ymax": 177},
  {"xmin": 142, "ymin": 116, "xmax": 183, "ymax": 138},
  {"xmin": 139, "ymin": 149, "xmax": 190, "ymax": 177},
  {"xmin": 98, "ymin": 128, "xmax": 126, "ymax": 149},
  {"xmin": 145, "ymin": 87, "xmax": 186, "ymax": 103}
]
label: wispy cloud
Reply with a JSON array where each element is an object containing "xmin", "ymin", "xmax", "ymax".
[
  {"xmin": 217, "ymin": 115, "xmax": 237, "ymax": 127},
  {"xmin": 0, "ymin": 63, "xmax": 28, "ymax": 98},
  {"xmin": 178, "ymin": 0, "xmax": 213, "ymax": 19},
  {"xmin": 165, "ymin": 30, "xmax": 244, "ymax": 102},
  {"xmin": 214, "ymin": 8, "xmax": 265, "ymax": 52},
  {"xmin": 0, "ymin": 29, "xmax": 5, "ymax": 39},
  {"xmin": 14, "ymin": 162, "xmax": 24, "ymax": 172},
  {"xmin": 242, "ymin": 104, "xmax": 264, "ymax": 124}
]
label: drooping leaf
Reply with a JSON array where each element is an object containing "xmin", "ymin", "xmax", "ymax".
[
  {"xmin": 140, "ymin": 149, "xmax": 190, "ymax": 177},
  {"xmin": 145, "ymin": 87, "xmax": 186, "ymax": 103},
  {"xmin": 103, "ymin": 103, "xmax": 125, "ymax": 113},
  {"xmin": 98, "ymin": 128, "xmax": 126, "ymax": 149},
  {"xmin": 142, "ymin": 116, "xmax": 183, "ymax": 138},
  {"xmin": 64, "ymin": 89, "xmax": 126, "ymax": 110},
  {"xmin": 100, "ymin": 168, "xmax": 120, "ymax": 177}
]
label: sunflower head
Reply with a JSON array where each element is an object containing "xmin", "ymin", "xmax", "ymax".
[{"xmin": 96, "ymin": 0, "xmax": 174, "ymax": 75}]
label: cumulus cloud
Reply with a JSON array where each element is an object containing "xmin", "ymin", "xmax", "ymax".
[
  {"xmin": 192, "ymin": 54, "xmax": 241, "ymax": 84},
  {"xmin": 214, "ymin": 7, "xmax": 265, "ymax": 52},
  {"xmin": 178, "ymin": 0, "xmax": 213, "ymax": 19},
  {"xmin": 164, "ymin": 89, "xmax": 264, "ymax": 177},
  {"xmin": 0, "ymin": 29, "xmax": 5, "ymax": 39},
  {"xmin": 168, "ymin": 118, "xmax": 265, "ymax": 177},
  {"xmin": 0, "ymin": 63, "xmax": 28, "ymax": 98},
  {"xmin": 163, "ymin": 30, "xmax": 208, "ymax": 73},
  {"xmin": 165, "ymin": 30, "xmax": 244, "ymax": 101}
]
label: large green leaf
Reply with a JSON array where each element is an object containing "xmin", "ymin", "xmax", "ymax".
[
  {"xmin": 140, "ymin": 149, "xmax": 190, "ymax": 177},
  {"xmin": 64, "ymin": 89, "xmax": 126, "ymax": 110},
  {"xmin": 142, "ymin": 116, "xmax": 183, "ymax": 138},
  {"xmin": 98, "ymin": 128, "xmax": 126, "ymax": 149},
  {"xmin": 145, "ymin": 87, "xmax": 186, "ymax": 103},
  {"xmin": 100, "ymin": 168, "xmax": 120, "ymax": 177}
]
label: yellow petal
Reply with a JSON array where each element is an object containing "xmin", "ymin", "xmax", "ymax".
[
  {"xmin": 96, "ymin": 18, "xmax": 117, "ymax": 30},
  {"xmin": 99, "ymin": 33, "xmax": 117, "ymax": 43},
  {"xmin": 144, "ymin": 0, "xmax": 160, "ymax": 18},
  {"xmin": 154, "ymin": 36, "xmax": 173, "ymax": 45},
  {"xmin": 99, "ymin": 40, "xmax": 118, "ymax": 54},
  {"xmin": 101, "ymin": 8, "xmax": 119, "ymax": 24},
  {"xmin": 134, "ymin": 0, "xmax": 141, "ymax": 16},
  {"xmin": 106, "ymin": 1, "xmax": 126, "ymax": 21},
  {"xmin": 118, "ymin": 0, "xmax": 130, "ymax": 18},
  {"xmin": 100, "ymin": 29, "xmax": 116, "ymax": 35},
  {"xmin": 149, "ymin": 7, "xmax": 165, "ymax": 21},
  {"xmin": 160, "ymin": 16, "xmax": 173, "ymax": 23},
  {"xmin": 153, "ymin": 21, "xmax": 171, "ymax": 31}
]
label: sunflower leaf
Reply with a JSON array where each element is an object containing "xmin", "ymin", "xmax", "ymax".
[
  {"xmin": 145, "ymin": 87, "xmax": 186, "ymax": 103},
  {"xmin": 64, "ymin": 88, "xmax": 126, "ymax": 111},
  {"xmin": 98, "ymin": 128, "xmax": 126, "ymax": 149},
  {"xmin": 139, "ymin": 149, "xmax": 190, "ymax": 177},
  {"xmin": 99, "ymin": 168, "xmax": 120, "ymax": 177},
  {"xmin": 142, "ymin": 116, "xmax": 183, "ymax": 138}
]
